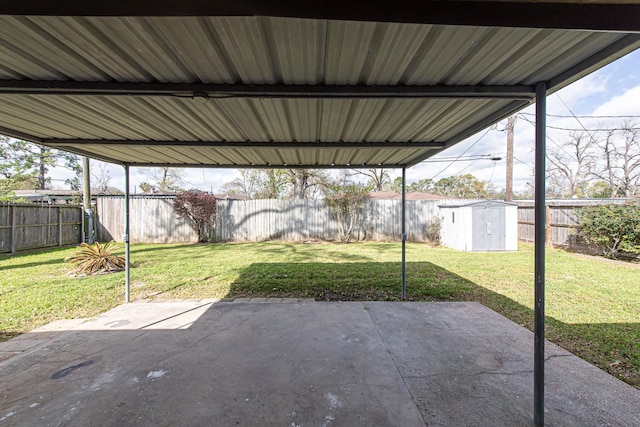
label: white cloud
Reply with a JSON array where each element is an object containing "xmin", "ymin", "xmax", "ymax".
[{"xmin": 591, "ymin": 84, "xmax": 640, "ymax": 116}]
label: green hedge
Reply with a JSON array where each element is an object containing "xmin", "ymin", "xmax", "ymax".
[{"xmin": 575, "ymin": 203, "xmax": 640, "ymax": 258}]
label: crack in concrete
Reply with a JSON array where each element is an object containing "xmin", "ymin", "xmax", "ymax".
[
  {"xmin": 139, "ymin": 302, "xmax": 213, "ymax": 329},
  {"xmin": 403, "ymin": 369, "xmax": 533, "ymax": 379},
  {"xmin": 364, "ymin": 307, "xmax": 430, "ymax": 427},
  {"xmin": 545, "ymin": 353, "xmax": 573, "ymax": 362}
]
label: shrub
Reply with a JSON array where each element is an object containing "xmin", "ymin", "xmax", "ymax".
[
  {"xmin": 324, "ymin": 183, "xmax": 371, "ymax": 243},
  {"xmin": 575, "ymin": 203, "xmax": 640, "ymax": 258},
  {"xmin": 424, "ymin": 216, "xmax": 442, "ymax": 246},
  {"xmin": 64, "ymin": 241, "xmax": 125, "ymax": 275},
  {"xmin": 173, "ymin": 190, "xmax": 217, "ymax": 243}
]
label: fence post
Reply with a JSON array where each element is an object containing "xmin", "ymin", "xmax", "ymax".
[
  {"xmin": 58, "ymin": 207, "xmax": 63, "ymax": 247},
  {"xmin": 545, "ymin": 205, "xmax": 551, "ymax": 246},
  {"xmin": 10, "ymin": 204, "xmax": 16, "ymax": 254}
]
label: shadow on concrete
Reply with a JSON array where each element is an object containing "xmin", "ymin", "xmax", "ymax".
[
  {"xmin": 227, "ymin": 261, "xmax": 640, "ymax": 387},
  {"xmin": 1, "ymin": 299, "xmax": 639, "ymax": 427},
  {"xmin": 1, "ymin": 258, "xmax": 639, "ymax": 426}
]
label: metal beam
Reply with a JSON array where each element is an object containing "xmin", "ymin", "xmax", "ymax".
[
  {"xmin": 405, "ymin": 100, "xmax": 530, "ymax": 167},
  {"xmin": 109, "ymin": 162, "xmax": 412, "ymax": 169},
  {"xmin": 401, "ymin": 167, "xmax": 407, "ymax": 301},
  {"xmin": 124, "ymin": 164, "xmax": 131, "ymax": 304},
  {"xmin": 40, "ymin": 139, "xmax": 446, "ymax": 149},
  {"xmin": 2, "ymin": 1, "xmax": 639, "ymax": 31},
  {"xmin": 534, "ymin": 81, "xmax": 547, "ymax": 427},
  {"xmin": 548, "ymin": 34, "xmax": 640, "ymax": 92},
  {"xmin": 0, "ymin": 81, "xmax": 536, "ymax": 100},
  {"xmin": 0, "ymin": 126, "xmax": 43, "ymax": 143}
]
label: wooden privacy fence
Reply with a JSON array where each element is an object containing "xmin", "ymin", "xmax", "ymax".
[
  {"xmin": 516, "ymin": 199, "xmax": 629, "ymax": 250},
  {"xmin": 95, "ymin": 196, "xmax": 195, "ymax": 243},
  {"xmin": 0, "ymin": 203, "xmax": 82, "ymax": 253},
  {"xmin": 95, "ymin": 195, "xmax": 466, "ymax": 244}
]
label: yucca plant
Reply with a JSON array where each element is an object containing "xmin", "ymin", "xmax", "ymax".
[{"xmin": 65, "ymin": 241, "xmax": 126, "ymax": 275}]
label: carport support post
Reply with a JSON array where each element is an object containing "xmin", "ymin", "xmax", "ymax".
[
  {"xmin": 401, "ymin": 167, "xmax": 407, "ymax": 300},
  {"xmin": 124, "ymin": 164, "xmax": 131, "ymax": 303},
  {"xmin": 534, "ymin": 82, "xmax": 547, "ymax": 426}
]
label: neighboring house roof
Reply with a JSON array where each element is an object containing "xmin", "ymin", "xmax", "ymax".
[
  {"xmin": 439, "ymin": 200, "xmax": 517, "ymax": 208},
  {"xmin": 368, "ymin": 191, "xmax": 452, "ymax": 200},
  {"xmin": 368, "ymin": 191, "xmax": 400, "ymax": 200},
  {"xmin": 401, "ymin": 192, "xmax": 453, "ymax": 201},
  {"xmin": 13, "ymin": 190, "xmax": 81, "ymax": 204},
  {"xmin": 213, "ymin": 194, "xmax": 251, "ymax": 201},
  {"xmin": 96, "ymin": 192, "xmax": 248, "ymax": 201},
  {"xmin": 14, "ymin": 190, "xmax": 79, "ymax": 197}
]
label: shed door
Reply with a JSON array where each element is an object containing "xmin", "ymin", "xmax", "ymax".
[{"xmin": 472, "ymin": 206, "xmax": 505, "ymax": 251}]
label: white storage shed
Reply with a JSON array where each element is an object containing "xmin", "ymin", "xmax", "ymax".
[{"xmin": 439, "ymin": 201, "xmax": 518, "ymax": 252}]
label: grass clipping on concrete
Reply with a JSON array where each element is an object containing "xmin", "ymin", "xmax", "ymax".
[{"xmin": 1, "ymin": 241, "xmax": 638, "ymax": 389}]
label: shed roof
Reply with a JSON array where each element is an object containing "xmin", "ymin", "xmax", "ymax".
[
  {"xmin": 1, "ymin": 1, "xmax": 639, "ymax": 168},
  {"xmin": 439, "ymin": 200, "xmax": 518, "ymax": 208}
]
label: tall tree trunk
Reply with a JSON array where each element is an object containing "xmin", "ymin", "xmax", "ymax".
[{"xmin": 38, "ymin": 146, "xmax": 47, "ymax": 189}]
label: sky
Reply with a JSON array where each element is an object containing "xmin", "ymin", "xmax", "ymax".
[{"xmin": 46, "ymin": 48, "xmax": 640, "ymax": 195}]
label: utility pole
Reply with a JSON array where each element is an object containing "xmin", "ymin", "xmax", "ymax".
[
  {"xmin": 82, "ymin": 157, "xmax": 93, "ymax": 243},
  {"xmin": 506, "ymin": 115, "xmax": 515, "ymax": 202}
]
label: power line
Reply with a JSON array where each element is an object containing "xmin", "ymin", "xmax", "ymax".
[
  {"xmin": 513, "ymin": 155, "xmax": 532, "ymax": 167},
  {"xmin": 556, "ymin": 94, "xmax": 610, "ymax": 144},
  {"xmin": 518, "ymin": 112, "xmax": 640, "ymax": 119},
  {"xmin": 519, "ymin": 115, "xmax": 578, "ymax": 161},
  {"xmin": 540, "ymin": 125, "xmax": 640, "ymax": 132},
  {"xmin": 429, "ymin": 128, "xmax": 492, "ymax": 180},
  {"xmin": 516, "ymin": 113, "xmax": 640, "ymax": 132},
  {"xmin": 421, "ymin": 154, "xmax": 498, "ymax": 163},
  {"xmin": 456, "ymin": 158, "xmax": 483, "ymax": 175},
  {"xmin": 488, "ymin": 159, "xmax": 497, "ymax": 184}
]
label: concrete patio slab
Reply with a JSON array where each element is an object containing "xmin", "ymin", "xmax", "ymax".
[{"xmin": 0, "ymin": 301, "xmax": 638, "ymax": 426}]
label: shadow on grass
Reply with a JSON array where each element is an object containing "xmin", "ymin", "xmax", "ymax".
[
  {"xmin": 545, "ymin": 319, "xmax": 640, "ymax": 387},
  {"xmin": 129, "ymin": 242, "xmax": 375, "ymax": 264},
  {"xmin": 234, "ymin": 242, "xmax": 374, "ymax": 263},
  {"xmin": 0, "ymin": 246, "xmax": 78, "ymax": 271},
  {"xmin": 227, "ymin": 261, "xmax": 639, "ymax": 389}
]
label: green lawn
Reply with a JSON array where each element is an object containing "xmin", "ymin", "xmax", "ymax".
[{"xmin": 1, "ymin": 242, "xmax": 638, "ymax": 389}]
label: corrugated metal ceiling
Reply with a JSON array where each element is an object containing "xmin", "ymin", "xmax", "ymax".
[{"xmin": 0, "ymin": 14, "xmax": 639, "ymax": 167}]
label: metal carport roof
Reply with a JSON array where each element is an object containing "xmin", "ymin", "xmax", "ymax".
[
  {"xmin": 2, "ymin": 2, "xmax": 640, "ymax": 426},
  {"xmin": 1, "ymin": 1, "xmax": 639, "ymax": 168}
]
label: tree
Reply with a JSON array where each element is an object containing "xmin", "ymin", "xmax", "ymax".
[
  {"xmin": 0, "ymin": 136, "xmax": 80, "ymax": 190},
  {"xmin": 408, "ymin": 178, "xmax": 434, "ymax": 193},
  {"xmin": 286, "ymin": 169, "xmax": 331, "ymax": 199},
  {"xmin": 0, "ymin": 136, "xmax": 32, "ymax": 180},
  {"xmin": 387, "ymin": 176, "xmax": 403, "ymax": 193},
  {"xmin": 139, "ymin": 182, "xmax": 155, "ymax": 194},
  {"xmin": 223, "ymin": 169, "xmax": 263, "ymax": 198},
  {"xmin": 91, "ymin": 161, "xmax": 113, "ymax": 193},
  {"xmin": 486, "ymin": 183, "xmax": 506, "ymax": 200},
  {"xmin": 255, "ymin": 169, "xmax": 289, "ymax": 199},
  {"xmin": 222, "ymin": 169, "xmax": 334, "ymax": 200},
  {"xmin": 324, "ymin": 182, "xmax": 372, "ymax": 243},
  {"xmin": 143, "ymin": 167, "xmax": 184, "ymax": 192},
  {"xmin": 0, "ymin": 174, "xmax": 39, "ymax": 201},
  {"xmin": 350, "ymin": 169, "xmax": 390, "ymax": 192},
  {"xmin": 546, "ymin": 131, "xmax": 596, "ymax": 198},
  {"xmin": 581, "ymin": 180, "xmax": 613, "ymax": 199},
  {"xmin": 432, "ymin": 174, "xmax": 488, "ymax": 198},
  {"xmin": 173, "ymin": 190, "xmax": 217, "ymax": 243},
  {"xmin": 594, "ymin": 124, "xmax": 640, "ymax": 198},
  {"xmin": 385, "ymin": 176, "xmax": 434, "ymax": 194}
]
